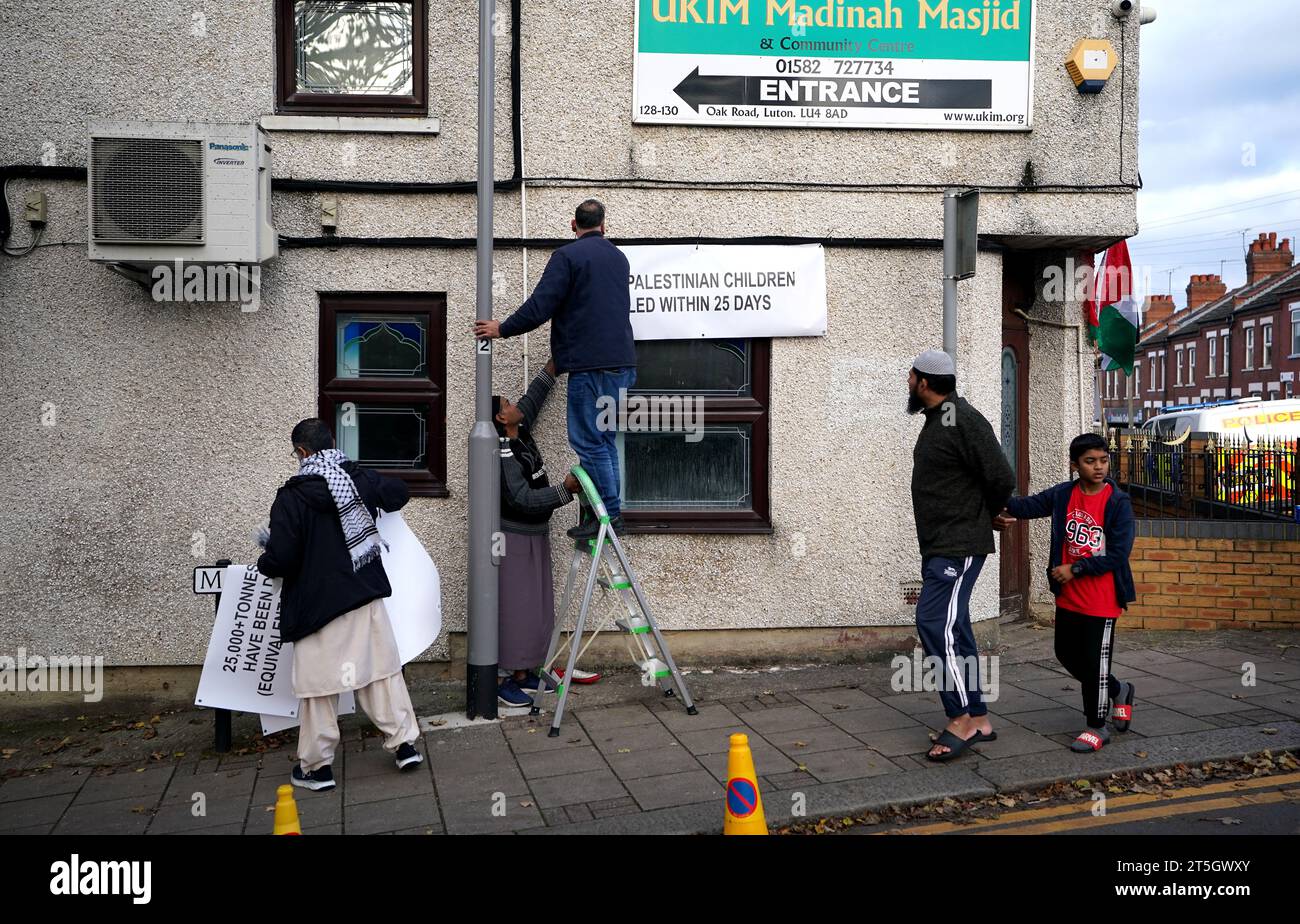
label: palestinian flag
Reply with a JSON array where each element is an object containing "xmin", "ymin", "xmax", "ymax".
[{"xmin": 1088, "ymin": 240, "xmax": 1139, "ymax": 374}]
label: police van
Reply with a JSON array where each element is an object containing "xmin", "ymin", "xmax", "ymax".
[{"xmin": 1141, "ymin": 397, "xmax": 1300, "ymax": 442}]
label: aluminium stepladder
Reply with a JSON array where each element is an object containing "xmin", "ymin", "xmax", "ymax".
[{"xmin": 530, "ymin": 465, "xmax": 697, "ymax": 736}]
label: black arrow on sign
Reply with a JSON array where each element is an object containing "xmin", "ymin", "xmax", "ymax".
[
  {"xmin": 673, "ymin": 67, "xmax": 748, "ymax": 112},
  {"xmin": 671, "ymin": 66, "xmax": 992, "ymax": 112}
]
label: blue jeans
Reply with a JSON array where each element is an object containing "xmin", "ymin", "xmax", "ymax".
[{"xmin": 567, "ymin": 367, "xmax": 636, "ymax": 519}]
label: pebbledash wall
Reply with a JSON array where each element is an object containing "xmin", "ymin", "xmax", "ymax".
[{"xmin": 0, "ymin": 1, "xmax": 1137, "ymax": 669}]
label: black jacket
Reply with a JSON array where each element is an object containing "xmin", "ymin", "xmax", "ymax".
[
  {"xmin": 500, "ymin": 368, "xmax": 574, "ymax": 534},
  {"xmin": 497, "ymin": 232, "xmax": 637, "ymax": 375},
  {"xmin": 1005, "ymin": 477, "xmax": 1137, "ymax": 611},
  {"xmin": 256, "ymin": 461, "xmax": 409, "ymax": 643},
  {"xmin": 911, "ymin": 395, "xmax": 1016, "ymax": 559}
]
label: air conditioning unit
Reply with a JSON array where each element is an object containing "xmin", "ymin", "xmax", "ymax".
[{"xmin": 87, "ymin": 121, "xmax": 277, "ymax": 266}]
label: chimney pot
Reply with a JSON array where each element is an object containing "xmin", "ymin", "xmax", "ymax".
[{"xmin": 1245, "ymin": 230, "xmax": 1295, "ymax": 284}]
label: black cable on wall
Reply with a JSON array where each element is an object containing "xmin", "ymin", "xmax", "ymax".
[{"xmin": 278, "ymin": 233, "xmax": 1008, "ymax": 252}]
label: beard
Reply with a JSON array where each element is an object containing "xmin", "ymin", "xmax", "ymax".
[{"xmin": 907, "ymin": 385, "xmax": 925, "ymax": 415}]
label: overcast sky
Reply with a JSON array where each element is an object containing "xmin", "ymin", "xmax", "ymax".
[{"xmin": 1128, "ymin": 0, "xmax": 1300, "ymax": 305}]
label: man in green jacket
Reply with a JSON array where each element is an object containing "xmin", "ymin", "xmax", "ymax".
[{"xmin": 907, "ymin": 349, "xmax": 1016, "ymax": 761}]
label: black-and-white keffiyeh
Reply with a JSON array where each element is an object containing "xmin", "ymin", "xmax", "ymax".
[{"xmin": 299, "ymin": 448, "xmax": 385, "ymax": 571}]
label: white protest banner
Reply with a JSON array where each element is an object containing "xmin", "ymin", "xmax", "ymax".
[
  {"xmin": 195, "ymin": 565, "xmax": 298, "ymax": 716},
  {"xmin": 376, "ymin": 509, "xmax": 442, "ymax": 663},
  {"xmin": 623, "ymin": 244, "xmax": 826, "ymax": 340}
]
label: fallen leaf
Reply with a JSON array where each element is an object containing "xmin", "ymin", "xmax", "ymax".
[
  {"xmin": 1136, "ymin": 751, "xmax": 1148, "ymax": 758},
  {"xmin": 519, "ymin": 800, "xmax": 533, "ymax": 808},
  {"xmin": 617, "ymin": 748, "xmax": 631, "ymax": 754},
  {"xmin": 0, "ymin": 749, "xmax": 17, "ymax": 759}
]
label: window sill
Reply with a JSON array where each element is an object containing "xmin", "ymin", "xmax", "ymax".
[
  {"xmin": 620, "ymin": 513, "xmax": 773, "ymax": 535},
  {"xmin": 260, "ymin": 115, "xmax": 441, "ymax": 135}
]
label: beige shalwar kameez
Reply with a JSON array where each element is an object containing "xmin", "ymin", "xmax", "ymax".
[{"xmin": 293, "ymin": 598, "xmax": 419, "ymax": 772}]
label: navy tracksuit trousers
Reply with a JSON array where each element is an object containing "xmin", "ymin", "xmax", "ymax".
[{"xmin": 915, "ymin": 555, "xmax": 988, "ymax": 719}]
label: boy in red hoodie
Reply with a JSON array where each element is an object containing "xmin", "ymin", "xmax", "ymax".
[{"xmin": 995, "ymin": 433, "xmax": 1137, "ymax": 752}]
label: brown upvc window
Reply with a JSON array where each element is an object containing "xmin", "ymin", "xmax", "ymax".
[
  {"xmin": 276, "ymin": 1, "xmax": 428, "ymax": 115},
  {"xmin": 619, "ymin": 339, "xmax": 772, "ymax": 534},
  {"xmin": 318, "ymin": 292, "xmax": 447, "ymax": 497}
]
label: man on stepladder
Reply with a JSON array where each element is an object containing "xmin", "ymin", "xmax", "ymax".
[
  {"xmin": 474, "ymin": 198, "xmax": 637, "ymax": 540},
  {"xmin": 907, "ymin": 350, "xmax": 1016, "ymax": 762}
]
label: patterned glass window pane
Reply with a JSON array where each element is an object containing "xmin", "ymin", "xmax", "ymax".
[
  {"xmin": 620, "ymin": 425, "xmax": 752, "ymax": 510},
  {"xmin": 336, "ymin": 314, "xmax": 427, "ymax": 378},
  {"xmin": 631, "ymin": 339, "xmax": 751, "ymax": 396},
  {"xmin": 999, "ymin": 348, "xmax": 1018, "ymax": 481},
  {"xmin": 336, "ymin": 402, "xmax": 427, "ymax": 468},
  {"xmin": 295, "ymin": 2, "xmax": 414, "ymax": 96}
]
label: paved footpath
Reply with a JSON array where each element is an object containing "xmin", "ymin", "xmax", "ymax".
[{"xmin": 3, "ymin": 625, "xmax": 1299, "ymax": 834}]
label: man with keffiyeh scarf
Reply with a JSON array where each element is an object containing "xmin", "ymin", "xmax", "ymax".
[{"xmin": 257, "ymin": 418, "xmax": 423, "ymax": 792}]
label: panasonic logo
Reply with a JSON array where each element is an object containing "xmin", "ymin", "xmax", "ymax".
[{"xmin": 208, "ymin": 142, "xmax": 250, "ymax": 151}]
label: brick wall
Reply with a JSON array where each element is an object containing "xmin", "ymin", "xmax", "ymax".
[{"xmin": 1126, "ymin": 537, "xmax": 1300, "ymax": 630}]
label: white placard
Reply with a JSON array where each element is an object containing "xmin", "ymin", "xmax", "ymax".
[
  {"xmin": 622, "ymin": 244, "xmax": 827, "ymax": 340},
  {"xmin": 376, "ymin": 509, "xmax": 442, "ymax": 663},
  {"xmin": 195, "ymin": 565, "xmax": 298, "ymax": 716}
]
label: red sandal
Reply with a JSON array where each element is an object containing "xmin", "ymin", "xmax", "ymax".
[
  {"xmin": 1112, "ymin": 681, "xmax": 1135, "ymax": 733},
  {"xmin": 1070, "ymin": 728, "xmax": 1110, "ymax": 752}
]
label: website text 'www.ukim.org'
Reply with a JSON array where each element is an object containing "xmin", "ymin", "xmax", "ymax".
[
  {"xmin": 942, "ymin": 111, "xmax": 1026, "ymax": 124},
  {"xmin": 1113, "ymin": 884, "xmax": 1251, "ymax": 898}
]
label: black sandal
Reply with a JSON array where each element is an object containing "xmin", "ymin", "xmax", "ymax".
[{"xmin": 927, "ymin": 729, "xmax": 976, "ymax": 762}]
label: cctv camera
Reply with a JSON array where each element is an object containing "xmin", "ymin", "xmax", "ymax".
[{"xmin": 1111, "ymin": 0, "xmax": 1133, "ymax": 17}]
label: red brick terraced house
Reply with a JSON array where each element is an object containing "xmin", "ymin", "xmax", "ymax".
[{"xmin": 1099, "ymin": 232, "xmax": 1300, "ymax": 424}]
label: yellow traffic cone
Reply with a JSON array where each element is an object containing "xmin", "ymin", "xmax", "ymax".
[
  {"xmin": 723, "ymin": 733, "xmax": 767, "ymax": 835},
  {"xmin": 273, "ymin": 784, "xmax": 302, "ymax": 835}
]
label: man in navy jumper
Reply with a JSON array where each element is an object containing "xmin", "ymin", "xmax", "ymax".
[{"xmin": 475, "ymin": 199, "xmax": 636, "ymax": 539}]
